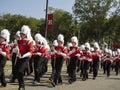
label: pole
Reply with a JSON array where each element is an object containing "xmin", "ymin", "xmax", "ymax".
[{"xmin": 45, "ymin": 0, "xmax": 49, "ymax": 39}]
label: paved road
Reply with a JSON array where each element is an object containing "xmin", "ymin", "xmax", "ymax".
[{"xmin": 1, "ymin": 61, "xmax": 120, "ymax": 90}]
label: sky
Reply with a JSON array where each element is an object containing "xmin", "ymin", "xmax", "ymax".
[{"xmin": 0, "ymin": 0, "xmax": 75, "ymax": 19}]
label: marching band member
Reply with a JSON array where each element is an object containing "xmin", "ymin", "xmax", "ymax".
[
  {"xmin": 67, "ymin": 36, "xmax": 81, "ymax": 84},
  {"xmin": 79, "ymin": 45, "xmax": 85, "ymax": 77},
  {"xmin": 49, "ymin": 40, "xmax": 58, "ymax": 81},
  {"xmin": 66, "ymin": 42, "xmax": 72, "ymax": 73},
  {"xmin": 89, "ymin": 47, "xmax": 94, "ymax": 73},
  {"xmin": 81, "ymin": 42, "xmax": 92, "ymax": 81},
  {"xmin": 114, "ymin": 49, "xmax": 120, "ymax": 75},
  {"xmin": 10, "ymin": 31, "xmax": 21, "ymax": 83},
  {"xmin": 33, "ymin": 33, "xmax": 47, "ymax": 84},
  {"xmin": 52, "ymin": 34, "xmax": 68, "ymax": 86},
  {"xmin": 42, "ymin": 38, "xmax": 50, "ymax": 75},
  {"xmin": 0, "ymin": 29, "xmax": 10, "ymax": 87},
  {"xmin": 15, "ymin": 25, "xmax": 34, "ymax": 90},
  {"xmin": 92, "ymin": 42, "xmax": 102, "ymax": 80},
  {"xmin": 102, "ymin": 48, "xmax": 108, "ymax": 74},
  {"xmin": 104, "ymin": 49, "xmax": 113, "ymax": 77}
]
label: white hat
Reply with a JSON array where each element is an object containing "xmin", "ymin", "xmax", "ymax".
[
  {"xmin": 71, "ymin": 36, "xmax": 78, "ymax": 45},
  {"xmin": 94, "ymin": 42, "xmax": 99, "ymax": 49},
  {"xmin": 20, "ymin": 25, "xmax": 31, "ymax": 37},
  {"xmin": 108, "ymin": 49, "xmax": 112, "ymax": 55},
  {"xmin": 34, "ymin": 33, "xmax": 43, "ymax": 44},
  {"xmin": 80, "ymin": 45, "xmax": 85, "ymax": 51},
  {"xmin": 85, "ymin": 42, "xmax": 90, "ymax": 50},
  {"xmin": 67, "ymin": 42, "xmax": 72, "ymax": 47},
  {"xmin": 117, "ymin": 49, "xmax": 120, "ymax": 53},
  {"xmin": 57, "ymin": 34, "xmax": 64, "ymax": 43},
  {"xmin": 104, "ymin": 48, "xmax": 108, "ymax": 53},
  {"xmin": 15, "ymin": 31, "xmax": 20, "ymax": 37},
  {"xmin": 53, "ymin": 40, "xmax": 58, "ymax": 46},
  {"xmin": 90, "ymin": 47, "xmax": 94, "ymax": 52},
  {"xmin": 0, "ymin": 29, "xmax": 10, "ymax": 42}
]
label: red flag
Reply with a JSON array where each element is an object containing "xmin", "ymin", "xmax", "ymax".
[{"xmin": 47, "ymin": 14, "xmax": 53, "ymax": 30}]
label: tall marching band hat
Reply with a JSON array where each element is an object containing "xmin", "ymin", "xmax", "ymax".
[
  {"xmin": 15, "ymin": 31, "xmax": 20, "ymax": 37},
  {"xmin": 108, "ymin": 49, "xmax": 112, "ymax": 55},
  {"xmin": 85, "ymin": 42, "xmax": 90, "ymax": 50},
  {"xmin": 71, "ymin": 36, "xmax": 78, "ymax": 45},
  {"xmin": 20, "ymin": 25, "xmax": 31, "ymax": 37},
  {"xmin": 53, "ymin": 40, "xmax": 58, "ymax": 46},
  {"xmin": 80, "ymin": 45, "xmax": 85, "ymax": 51},
  {"xmin": 0, "ymin": 29, "xmax": 10, "ymax": 43},
  {"xmin": 34, "ymin": 33, "xmax": 43, "ymax": 44},
  {"xmin": 94, "ymin": 42, "xmax": 99, "ymax": 49},
  {"xmin": 57, "ymin": 34, "xmax": 64, "ymax": 44}
]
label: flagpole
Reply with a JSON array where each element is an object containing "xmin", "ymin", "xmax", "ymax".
[{"xmin": 45, "ymin": 0, "xmax": 49, "ymax": 39}]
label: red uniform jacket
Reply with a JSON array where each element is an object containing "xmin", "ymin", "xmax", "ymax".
[
  {"xmin": 82, "ymin": 51, "xmax": 92, "ymax": 61},
  {"xmin": 54, "ymin": 45, "xmax": 68, "ymax": 59},
  {"xmin": 18, "ymin": 39, "xmax": 34, "ymax": 57},
  {"xmin": 92, "ymin": 49, "xmax": 102, "ymax": 60},
  {"xmin": 69, "ymin": 46, "xmax": 81, "ymax": 58},
  {"xmin": 114, "ymin": 55, "xmax": 120, "ymax": 62},
  {"xmin": 105, "ymin": 55, "xmax": 113, "ymax": 64},
  {"xmin": 33, "ymin": 45, "xmax": 47, "ymax": 58},
  {"xmin": 0, "ymin": 41, "xmax": 10, "ymax": 59}
]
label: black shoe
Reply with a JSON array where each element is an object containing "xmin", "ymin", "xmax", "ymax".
[
  {"xmin": 18, "ymin": 87, "xmax": 25, "ymax": 90},
  {"xmin": 80, "ymin": 73, "xmax": 83, "ymax": 77},
  {"xmin": 1, "ymin": 83, "xmax": 7, "ymax": 87},
  {"xmin": 107, "ymin": 75, "xmax": 110, "ymax": 77},
  {"xmin": 93, "ymin": 77, "xmax": 96, "ymax": 80},
  {"xmin": 51, "ymin": 81, "xmax": 56, "ymax": 87},
  {"xmin": 58, "ymin": 79, "xmax": 62, "ymax": 85},
  {"xmin": 68, "ymin": 79, "xmax": 72, "ymax": 84},
  {"xmin": 76, "ymin": 68, "xmax": 80, "ymax": 73},
  {"xmin": 49, "ymin": 77, "xmax": 53, "ymax": 81},
  {"xmin": 82, "ymin": 78, "xmax": 86, "ymax": 81}
]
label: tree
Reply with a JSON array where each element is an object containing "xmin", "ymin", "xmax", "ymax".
[{"xmin": 73, "ymin": 0, "xmax": 120, "ymax": 43}]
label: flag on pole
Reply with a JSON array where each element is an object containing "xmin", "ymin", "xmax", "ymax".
[{"xmin": 47, "ymin": 14, "xmax": 53, "ymax": 30}]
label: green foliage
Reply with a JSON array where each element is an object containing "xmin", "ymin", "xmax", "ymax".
[{"xmin": 73, "ymin": 0, "xmax": 120, "ymax": 44}]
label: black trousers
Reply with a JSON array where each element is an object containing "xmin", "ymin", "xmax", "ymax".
[
  {"xmin": 82, "ymin": 61, "xmax": 90, "ymax": 80},
  {"xmin": 33, "ymin": 56, "xmax": 45, "ymax": 81},
  {"xmin": 42, "ymin": 57, "xmax": 48, "ymax": 75},
  {"xmin": 16, "ymin": 57, "xmax": 29, "ymax": 88},
  {"xmin": 11, "ymin": 53, "xmax": 17, "ymax": 80},
  {"xmin": 106, "ymin": 62, "xmax": 111, "ymax": 77},
  {"xmin": 53, "ymin": 57, "xmax": 64, "ymax": 84},
  {"xmin": 68, "ymin": 56, "xmax": 77, "ymax": 81},
  {"xmin": 115, "ymin": 61, "xmax": 120, "ymax": 75},
  {"xmin": 93, "ymin": 59, "xmax": 99, "ymax": 78},
  {"xmin": 0, "ymin": 55, "xmax": 7, "ymax": 86},
  {"xmin": 50, "ymin": 58, "xmax": 55, "ymax": 80},
  {"xmin": 25, "ymin": 57, "xmax": 33, "ymax": 75},
  {"xmin": 103, "ymin": 61, "xmax": 106, "ymax": 74}
]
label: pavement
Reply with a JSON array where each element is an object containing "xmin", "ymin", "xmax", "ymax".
[{"xmin": 1, "ymin": 61, "xmax": 120, "ymax": 90}]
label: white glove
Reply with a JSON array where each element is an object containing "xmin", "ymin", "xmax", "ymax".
[
  {"xmin": 76, "ymin": 54, "xmax": 80, "ymax": 57},
  {"xmin": 88, "ymin": 59, "xmax": 92, "ymax": 62},
  {"xmin": 68, "ymin": 51, "xmax": 73, "ymax": 55},
  {"xmin": 21, "ymin": 52, "xmax": 31, "ymax": 58},
  {"xmin": 12, "ymin": 48, "xmax": 18, "ymax": 53},
  {"xmin": 51, "ymin": 52, "xmax": 55, "ymax": 55},
  {"xmin": 36, "ymin": 52, "xmax": 42, "ymax": 56},
  {"xmin": 0, "ymin": 51, "xmax": 6, "ymax": 56},
  {"xmin": 60, "ymin": 52, "xmax": 66, "ymax": 57},
  {"xmin": 82, "ymin": 56, "xmax": 86, "ymax": 60}
]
